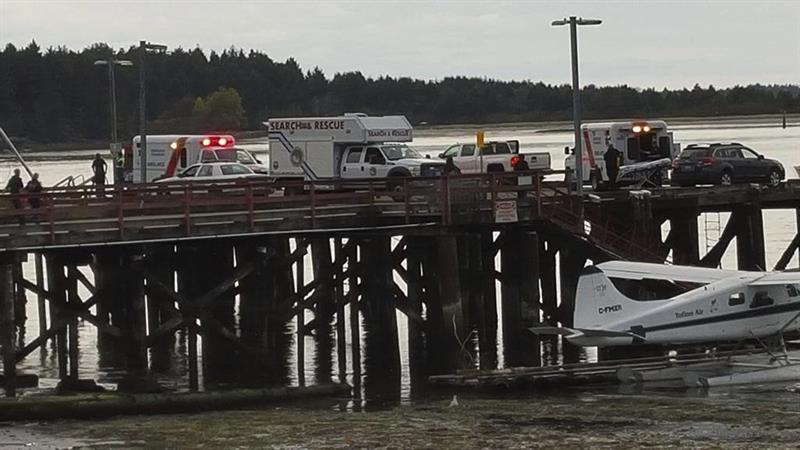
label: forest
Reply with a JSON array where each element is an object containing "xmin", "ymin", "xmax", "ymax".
[{"xmin": 0, "ymin": 42, "xmax": 798, "ymax": 143}]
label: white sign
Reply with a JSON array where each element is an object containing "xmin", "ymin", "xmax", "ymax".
[{"xmin": 494, "ymin": 200, "xmax": 518, "ymax": 223}]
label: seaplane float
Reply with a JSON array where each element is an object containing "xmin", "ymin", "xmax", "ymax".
[{"xmin": 532, "ymin": 261, "xmax": 800, "ymax": 387}]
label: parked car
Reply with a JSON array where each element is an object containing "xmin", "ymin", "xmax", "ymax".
[
  {"xmin": 671, "ymin": 143, "xmax": 784, "ymax": 187},
  {"xmin": 156, "ymin": 162, "xmax": 269, "ymax": 184}
]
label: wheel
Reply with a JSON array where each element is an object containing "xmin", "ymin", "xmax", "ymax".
[
  {"xmin": 768, "ymin": 169, "xmax": 782, "ymax": 187},
  {"xmin": 719, "ymin": 171, "xmax": 732, "ymax": 186}
]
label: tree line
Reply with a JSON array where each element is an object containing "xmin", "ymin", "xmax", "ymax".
[{"xmin": 0, "ymin": 41, "xmax": 797, "ymax": 144}]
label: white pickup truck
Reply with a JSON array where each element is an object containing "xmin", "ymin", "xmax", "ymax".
[{"xmin": 439, "ymin": 140, "xmax": 551, "ymax": 173}]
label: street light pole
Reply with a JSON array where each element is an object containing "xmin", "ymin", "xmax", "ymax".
[
  {"xmin": 94, "ymin": 58, "xmax": 133, "ymax": 145},
  {"xmin": 139, "ymin": 41, "xmax": 146, "ymax": 184},
  {"xmin": 552, "ymin": 16, "xmax": 601, "ymax": 203},
  {"xmin": 138, "ymin": 41, "xmax": 167, "ymax": 184}
]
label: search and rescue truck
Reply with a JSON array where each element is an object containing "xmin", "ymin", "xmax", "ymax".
[
  {"xmin": 266, "ymin": 114, "xmax": 446, "ymax": 191},
  {"xmin": 130, "ymin": 135, "xmax": 265, "ymax": 183},
  {"xmin": 565, "ymin": 120, "xmax": 680, "ymax": 189}
]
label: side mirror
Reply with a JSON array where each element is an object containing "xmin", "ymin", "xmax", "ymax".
[
  {"xmin": 758, "ymin": 154, "xmax": 764, "ymax": 160},
  {"xmin": 564, "ymin": 146, "xmax": 570, "ymax": 155},
  {"xmin": 255, "ymin": 158, "xmax": 263, "ymax": 164},
  {"xmin": 438, "ymin": 153, "xmax": 446, "ymax": 159},
  {"xmin": 426, "ymin": 154, "xmax": 431, "ymax": 159}
]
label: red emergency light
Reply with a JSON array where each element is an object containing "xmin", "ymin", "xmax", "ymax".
[{"xmin": 200, "ymin": 135, "xmax": 235, "ymax": 147}]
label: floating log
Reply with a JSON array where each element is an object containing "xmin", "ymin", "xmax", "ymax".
[{"xmin": 0, "ymin": 383, "xmax": 351, "ymax": 421}]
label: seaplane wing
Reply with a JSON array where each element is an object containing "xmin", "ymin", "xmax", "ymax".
[
  {"xmin": 529, "ymin": 326, "xmax": 646, "ymax": 345},
  {"xmin": 596, "ymin": 261, "xmax": 747, "ymax": 284},
  {"xmin": 750, "ymin": 272, "xmax": 800, "ymax": 286}
]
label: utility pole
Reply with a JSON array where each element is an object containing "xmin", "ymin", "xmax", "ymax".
[
  {"xmin": 138, "ymin": 41, "xmax": 166, "ymax": 184},
  {"xmin": 552, "ymin": 16, "xmax": 602, "ymax": 222}
]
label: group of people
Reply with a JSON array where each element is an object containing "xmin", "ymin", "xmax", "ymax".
[{"xmin": 5, "ymin": 168, "xmax": 43, "ymax": 209}]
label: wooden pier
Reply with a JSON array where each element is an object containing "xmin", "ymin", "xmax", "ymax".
[{"xmin": 1, "ymin": 171, "xmax": 799, "ymax": 398}]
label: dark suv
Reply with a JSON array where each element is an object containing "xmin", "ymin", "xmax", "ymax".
[{"xmin": 671, "ymin": 143, "xmax": 784, "ymax": 187}]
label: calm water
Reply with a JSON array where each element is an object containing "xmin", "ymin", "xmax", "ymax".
[{"xmin": 3, "ymin": 118, "xmax": 800, "ymax": 447}]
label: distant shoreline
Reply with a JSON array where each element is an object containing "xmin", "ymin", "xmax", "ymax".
[{"xmin": 5, "ymin": 113, "xmax": 797, "ymax": 153}]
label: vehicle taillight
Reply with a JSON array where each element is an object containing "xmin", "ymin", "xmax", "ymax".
[
  {"xmin": 510, "ymin": 155, "xmax": 521, "ymax": 167},
  {"xmin": 697, "ymin": 157, "xmax": 715, "ymax": 167},
  {"xmin": 671, "ymin": 158, "xmax": 680, "ymax": 169}
]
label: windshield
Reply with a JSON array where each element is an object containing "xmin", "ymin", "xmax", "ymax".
[
  {"xmin": 235, "ymin": 149, "xmax": 256, "ymax": 164},
  {"xmin": 382, "ymin": 144, "xmax": 421, "ymax": 161}
]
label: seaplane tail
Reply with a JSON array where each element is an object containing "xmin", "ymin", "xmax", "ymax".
[{"xmin": 531, "ymin": 265, "xmax": 662, "ymax": 346}]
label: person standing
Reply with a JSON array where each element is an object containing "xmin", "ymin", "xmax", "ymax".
[
  {"xmin": 603, "ymin": 144, "xmax": 622, "ymax": 189},
  {"xmin": 92, "ymin": 153, "xmax": 108, "ymax": 186},
  {"xmin": 5, "ymin": 168, "xmax": 23, "ymax": 209},
  {"xmin": 443, "ymin": 156, "xmax": 461, "ymax": 176},
  {"xmin": 25, "ymin": 173, "xmax": 42, "ymax": 209}
]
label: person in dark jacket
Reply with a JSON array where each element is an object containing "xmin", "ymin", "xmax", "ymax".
[
  {"xmin": 444, "ymin": 156, "xmax": 461, "ymax": 175},
  {"xmin": 5, "ymin": 168, "xmax": 23, "ymax": 209},
  {"xmin": 603, "ymin": 145, "xmax": 622, "ymax": 189},
  {"xmin": 25, "ymin": 173, "xmax": 42, "ymax": 209}
]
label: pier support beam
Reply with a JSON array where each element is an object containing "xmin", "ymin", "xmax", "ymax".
[
  {"xmin": 405, "ymin": 236, "xmax": 426, "ymax": 386},
  {"xmin": 736, "ymin": 206, "xmax": 766, "ymax": 271},
  {"xmin": 479, "ymin": 232, "xmax": 498, "ymax": 370},
  {"xmin": 359, "ymin": 237, "xmax": 400, "ymax": 397},
  {"xmin": 310, "ymin": 238, "xmax": 334, "ymax": 384},
  {"xmin": 500, "ymin": 230, "xmax": 541, "ymax": 367},
  {"xmin": 670, "ymin": 212, "xmax": 700, "ymax": 265},
  {"xmin": 1, "ymin": 261, "xmax": 16, "ymax": 397}
]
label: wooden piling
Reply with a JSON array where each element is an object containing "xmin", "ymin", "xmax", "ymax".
[
  {"xmin": 405, "ymin": 236, "xmax": 426, "ymax": 385},
  {"xmin": 559, "ymin": 247, "xmax": 586, "ymax": 363},
  {"xmin": 500, "ymin": 230, "xmax": 541, "ymax": 367},
  {"xmin": 236, "ymin": 241, "xmax": 271, "ymax": 385},
  {"xmin": 539, "ymin": 241, "xmax": 559, "ymax": 365},
  {"xmin": 434, "ymin": 235, "xmax": 468, "ymax": 372},
  {"xmin": 359, "ymin": 237, "xmax": 400, "ymax": 397},
  {"xmin": 735, "ymin": 205, "xmax": 766, "ymax": 271},
  {"xmin": 310, "ymin": 238, "xmax": 334, "ymax": 384},
  {"xmin": 347, "ymin": 240, "xmax": 361, "ymax": 396},
  {"xmin": 295, "ymin": 239, "xmax": 306, "ymax": 387},
  {"xmin": 65, "ymin": 265, "xmax": 80, "ymax": 380},
  {"xmin": 671, "ymin": 212, "xmax": 700, "ymax": 265},
  {"xmin": 45, "ymin": 254, "xmax": 68, "ymax": 380},
  {"xmin": 333, "ymin": 238, "xmax": 347, "ymax": 384},
  {"xmin": 479, "ymin": 232, "xmax": 498, "ymax": 370},
  {"xmin": 34, "ymin": 253, "xmax": 47, "ymax": 340},
  {"xmin": 1, "ymin": 262, "xmax": 16, "ymax": 397},
  {"xmin": 146, "ymin": 244, "xmax": 175, "ymax": 374}
]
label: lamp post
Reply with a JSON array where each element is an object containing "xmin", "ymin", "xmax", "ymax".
[
  {"xmin": 138, "ymin": 41, "xmax": 167, "ymax": 183},
  {"xmin": 93, "ymin": 58, "xmax": 133, "ymax": 145},
  {"xmin": 552, "ymin": 16, "xmax": 601, "ymax": 202}
]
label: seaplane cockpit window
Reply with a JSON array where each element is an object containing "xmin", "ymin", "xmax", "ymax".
[
  {"xmin": 750, "ymin": 291, "xmax": 775, "ymax": 309},
  {"xmin": 729, "ymin": 292, "xmax": 746, "ymax": 306},
  {"xmin": 787, "ymin": 284, "xmax": 800, "ymax": 297}
]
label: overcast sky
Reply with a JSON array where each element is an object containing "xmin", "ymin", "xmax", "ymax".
[{"xmin": 1, "ymin": 0, "xmax": 798, "ymax": 89}]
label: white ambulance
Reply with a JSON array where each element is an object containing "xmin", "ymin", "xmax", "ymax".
[
  {"xmin": 266, "ymin": 114, "xmax": 445, "ymax": 188},
  {"xmin": 131, "ymin": 135, "xmax": 266, "ymax": 183},
  {"xmin": 565, "ymin": 120, "xmax": 680, "ymax": 189}
]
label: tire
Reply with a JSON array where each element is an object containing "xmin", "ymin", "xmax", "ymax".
[
  {"xmin": 768, "ymin": 168, "xmax": 782, "ymax": 187},
  {"xmin": 720, "ymin": 170, "xmax": 733, "ymax": 186}
]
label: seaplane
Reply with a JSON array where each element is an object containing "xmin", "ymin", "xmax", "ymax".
[{"xmin": 531, "ymin": 261, "xmax": 800, "ymax": 387}]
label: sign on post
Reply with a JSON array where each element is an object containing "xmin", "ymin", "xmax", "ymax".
[{"xmin": 494, "ymin": 200, "xmax": 518, "ymax": 223}]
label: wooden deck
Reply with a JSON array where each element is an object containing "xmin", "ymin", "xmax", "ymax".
[{"xmin": 0, "ymin": 172, "xmax": 797, "ymax": 253}]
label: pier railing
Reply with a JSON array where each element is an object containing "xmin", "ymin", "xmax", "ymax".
[{"xmin": 0, "ymin": 170, "xmax": 662, "ymax": 260}]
